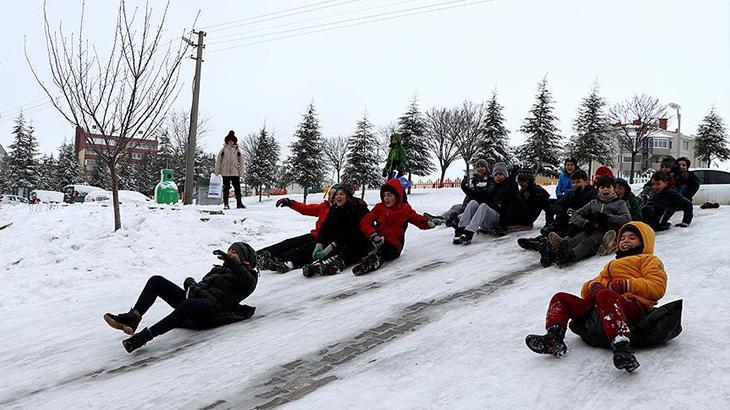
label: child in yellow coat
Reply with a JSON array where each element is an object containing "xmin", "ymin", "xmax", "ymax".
[{"xmin": 525, "ymin": 221, "xmax": 667, "ymax": 372}]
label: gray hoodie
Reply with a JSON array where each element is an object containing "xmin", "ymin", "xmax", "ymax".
[{"xmin": 571, "ymin": 192, "xmax": 630, "ymax": 229}]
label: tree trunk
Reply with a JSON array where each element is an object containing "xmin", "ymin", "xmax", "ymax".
[
  {"xmin": 587, "ymin": 162, "xmax": 593, "ymax": 178},
  {"xmin": 629, "ymin": 153, "xmax": 637, "ymax": 184},
  {"xmin": 361, "ymin": 184, "xmax": 366, "ymax": 199},
  {"xmin": 259, "ymin": 184, "xmax": 262, "ymax": 202},
  {"xmin": 336, "ymin": 169, "xmax": 341, "ymax": 183},
  {"xmin": 108, "ymin": 160, "xmax": 121, "ymax": 231},
  {"xmin": 303, "ymin": 187, "xmax": 308, "ymax": 204},
  {"xmin": 464, "ymin": 160, "xmax": 470, "ymax": 178},
  {"xmin": 407, "ymin": 171, "xmax": 412, "ymax": 195},
  {"xmin": 440, "ymin": 168, "xmax": 447, "ymax": 188}
]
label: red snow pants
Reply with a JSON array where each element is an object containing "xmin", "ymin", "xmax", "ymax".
[{"xmin": 545, "ymin": 289, "xmax": 645, "ymax": 341}]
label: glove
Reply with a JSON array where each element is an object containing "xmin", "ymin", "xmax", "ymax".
[
  {"xmin": 369, "ymin": 233, "xmax": 384, "ymax": 251},
  {"xmin": 183, "ymin": 277, "xmax": 197, "ymax": 290},
  {"xmin": 675, "ymin": 222, "xmax": 690, "ymax": 228},
  {"xmin": 589, "ymin": 282, "xmax": 606, "ymax": 300},
  {"xmin": 312, "ymin": 243, "xmax": 325, "ymax": 261},
  {"xmin": 609, "ymin": 279, "xmax": 630, "ymax": 294},
  {"xmin": 427, "ymin": 218, "xmax": 442, "ymax": 228},
  {"xmin": 213, "ymin": 249, "xmax": 228, "ymax": 262},
  {"xmin": 276, "ymin": 198, "xmax": 292, "ymax": 208},
  {"xmin": 567, "ymin": 208, "xmax": 576, "ymax": 218},
  {"xmin": 382, "ymin": 168, "xmax": 388, "ymax": 177}
]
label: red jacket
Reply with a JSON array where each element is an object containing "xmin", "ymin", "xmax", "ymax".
[
  {"xmin": 360, "ymin": 179, "xmax": 431, "ymax": 252},
  {"xmin": 290, "ymin": 200, "xmax": 330, "ymax": 239}
]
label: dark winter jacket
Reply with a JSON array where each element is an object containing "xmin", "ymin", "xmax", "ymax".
[
  {"xmin": 290, "ymin": 200, "xmax": 331, "ymax": 239},
  {"xmin": 676, "ymin": 170, "xmax": 700, "ymax": 200},
  {"xmin": 482, "ymin": 177, "xmax": 518, "ymax": 216},
  {"xmin": 551, "ymin": 185, "xmax": 597, "ymax": 218},
  {"xmin": 360, "ymin": 179, "xmax": 432, "ymax": 253},
  {"xmin": 318, "ymin": 192, "xmax": 370, "ymax": 250},
  {"xmin": 571, "ymin": 193, "xmax": 631, "ymax": 233},
  {"xmin": 460, "ymin": 173, "xmax": 493, "ymax": 204},
  {"xmin": 187, "ymin": 261, "xmax": 258, "ymax": 314},
  {"xmin": 504, "ymin": 182, "xmax": 552, "ymax": 226},
  {"xmin": 555, "ymin": 168, "xmax": 573, "ymax": 198},
  {"xmin": 643, "ymin": 186, "xmax": 694, "ymax": 225}
]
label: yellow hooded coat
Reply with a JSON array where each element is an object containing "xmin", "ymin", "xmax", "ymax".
[{"xmin": 580, "ymin": 221, "xmax": 667, "ymax": 311}]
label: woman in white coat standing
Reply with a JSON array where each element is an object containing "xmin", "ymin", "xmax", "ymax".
[{"xmin": 215, "ymin": 130, "xmax": 246, "ymax": 209}]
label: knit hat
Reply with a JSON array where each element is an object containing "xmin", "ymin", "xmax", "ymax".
[
  {"xmin": 331, "ymin": 183, "xmax": 355, "ymax": 199},
  {"xmin": 594, "ymin": 166, "xmax": 614, "ymax": 178},
  {"xmin": 661, "ymin": 155, "xmax": 678, "ymax": 169},
  {"xmin": 390, "ymin": 132, "xmax": 402, "ymax": 143},
  {"xmin": 224, "ymin": 130, "xmax": 238, "ymax": 145},
  {"xmin": 492, "ymin": 162, "xmax": 508, "ymax": 177},
  {"xmin": 615, "ymin": 178, "xmax": 632, "ymax": 195},
  {"xmin": 229, "ymin": 242, "xmax": 257, "ymax": 268},
  {"xmin": 474, "ymin": 159, "xmax": 489, "ymax": 170},
  {"xmin": 517, "ymin": 167, "xmax": 536, "ymax": 182},
  {"xmin": 564, "ymin": 157, "xmax": 578, "ymax": 167}
]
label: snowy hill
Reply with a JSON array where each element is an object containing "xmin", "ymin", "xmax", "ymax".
[{"xmin": 1, "ymin": 188, "xmax": 729, "ymax": 409}]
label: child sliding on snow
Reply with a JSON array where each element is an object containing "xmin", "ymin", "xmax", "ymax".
[
  {"xmin": 354, "ymin": 179, "xmax": 439, "ymax": 275},
  {"xmin": 103, "ymin": 242, "xmax": 258, "ymax": 353},
  {"xmin": 525, "ymin": 221, "xmax": 667, "ymax": 372}
]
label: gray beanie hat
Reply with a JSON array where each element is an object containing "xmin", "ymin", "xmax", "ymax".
[
  {"xmin": 229, "ymin": 242, "xmax": 257, "ymax": 268},
  {"xmin": 474, "ymin": 159, "xmax": 489, "ymax": 170},
  {"xmin": 492, "ymin": 162, "xmax": 509, "ymax": 177}
]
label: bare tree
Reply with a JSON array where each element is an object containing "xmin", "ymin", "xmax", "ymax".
[
  {"xmin": 609, "ymin": 94, "xmax": 667, "ymax": 183},
  {"xmin": 26, "ymin": 1, "xmax": 189, "ymax": 230},
  {"xmin": 425, "ymin": 107, "xmax": 461, "ymax": 186},
  {"xmin": 324, "ymin": 136, "xmax": 348, "ymax": 183},
  {"xmin": 452, "ymin": 100, "xmax": 486, "ymax": 176}
]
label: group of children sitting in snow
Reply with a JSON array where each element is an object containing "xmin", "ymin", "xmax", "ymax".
[{"xmin": 103, "ymin": 139, "xmax": 698, "ymax": 373}]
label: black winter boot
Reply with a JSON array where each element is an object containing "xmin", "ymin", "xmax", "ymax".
[
  {"xmin": 518, "ymin": 236, "xmax": 544, "ymax": 252},
  {"xmin": 525, "ymin": 325, "xmax": 567, "ymax": 357},
  {"xmin": 353, "ymin": 253, "xmax": 381, "ymax": 276},
  {"xmin": 236, "ymin": 201, "xmax": 246, "ymax": 209},
  {"xmin": 453, "ymin": 227, "xmax": 465, "ymax": 245},
  {"xmin": 555, "ymin": 247, "xmax": 576, "ymax": 267},
  {"xmin": 461, "ymin": 230, "xmax": 475, "ymax": 245},
  {"xmin": 539, "ymin": 243, "xmax": 558, "ymax": 267},
  {"xmin": 302, "ymin": 261, "xmax": 321, "ymax": 277},
  {"xmin": 320, "ymin": 255, "xmax": 345, "ymax": 276},
  {"xmin": 103, "ymin": 309, "xmax": 141, "ymax": 335},
  {"xmin": 611, "ymin": 337, "xmax": 639, "ymax": 372},
  {"xmin": 123, "ymin": 328, "xmax": 153, "ymax": 353},
  {"xmin": 268, "ymin": 258, "xmax": 291, "ymax": 273}
]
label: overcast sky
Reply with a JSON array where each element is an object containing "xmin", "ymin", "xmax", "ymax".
[{"xmin": 1, "ymin": 0, "xmax": 728, "ymax": 179}]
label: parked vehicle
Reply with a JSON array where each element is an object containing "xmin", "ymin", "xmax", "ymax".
[
  {"xmin": 63, "ymin": 184, "xmax": 103, "ymax": 203},
  {"xmin": 30, "ymin": 190, "xmax": 65, "ymax": 204},
  {"xmin": 85, "ymin": 189, "xmax": 152, "ymax": 204},
  {"xmin": 0, "ymin": 194, "xmax": 30, "ymax": 205},
  {"xmin": 691, "ymin": 168, "xmax": 730, "ymax": 205}
]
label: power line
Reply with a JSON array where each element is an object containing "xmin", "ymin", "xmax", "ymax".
[
  {"xmin": 207, "ymin": 0, "xmax": 474, "ymax": 46},
  {"xmin": 207, "ymin": 0, "xmax": 494, "ymax": 53},
  {"xmin": 210, "ymin": 0, "xmax": 424, "ymax": 42},
  {"xmin": 203, "ymin": 0, "xmax": 362, "ymax": 33}
]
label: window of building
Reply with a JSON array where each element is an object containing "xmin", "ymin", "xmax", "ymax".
[
  {"xmin": 131, "ymin": 152, "xmax": 142, "ymax": 160},
  {"xmin": 652, "ymin": 138, "xmax": 669, "ymax": 149},
  {"xmin": 622, "ymin": 154, "xmax": 634, "ymax": 163},
  {"xmin": 682, "ymin": 141, "xmax": 689, "ymax": 151}
]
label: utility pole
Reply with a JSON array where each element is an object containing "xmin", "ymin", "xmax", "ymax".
[{"xmin": 183, "ymin": 30, "xmax": 205, "ymax": 205}]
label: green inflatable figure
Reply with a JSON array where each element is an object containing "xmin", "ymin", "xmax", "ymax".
[{"xmin": 155, "ymin": 169, "xmax": 179, "ymax": 204}]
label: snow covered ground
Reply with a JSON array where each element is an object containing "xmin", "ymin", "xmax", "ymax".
[{"xmin": 1, "ymin": 187, "xmax": 729, "ymax": 409}]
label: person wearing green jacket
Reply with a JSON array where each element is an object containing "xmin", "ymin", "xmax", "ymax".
[
  {"xmin": 383, "ymin": 133, "xmax": 408, "ymax": 179},
  {"xmin": 616, "ymin": 178, "xmax": 642, "ymax": 221}
]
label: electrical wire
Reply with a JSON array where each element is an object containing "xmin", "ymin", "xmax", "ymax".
[{"xmin": 207, "ymin": 0, "xmax": 493, "ymax": 53}]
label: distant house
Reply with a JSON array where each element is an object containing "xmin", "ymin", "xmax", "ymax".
[{"xmin": 74, "ymin": 126, "xmax": 158, "ymax": 170}]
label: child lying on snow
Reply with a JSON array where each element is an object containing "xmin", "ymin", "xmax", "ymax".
[
  {"xmin": 641, "ymin": 171, "xmax": 693, "ymax": 232},
  {"xmin": 354, "ymin": 179, "xmax": 440, "ymax": 275},
  {"xmin": 525, "ymin": 221, "xmax": 667, "ymax": 372},
  {"xmin": 104, "ymin": 242, "xmax": 258, "ymax": 353}
]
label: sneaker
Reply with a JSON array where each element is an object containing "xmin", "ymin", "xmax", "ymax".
[
  {"xmin": 611, "ymin": 337, "xmax": 639, "ymax": 372},
  {"xmin": 268, "ymin": 258, "xmax": 291, "ymax": 273},
  {"xmin": 548, "ymin": 232, "xmax": 566, "ymax": 248},
  {"xmin": 103, "ymin": 309, "xmax": 141, "ymax": 335},
  {"xmin": 517, "ymin": 236, "xmax": 544, "ymax": 252},
  {"xmin": 223, "ymin": 204, "xmax": 230, "ymax": 210},
  {"xmin": 461, "ymin": 230, "xmax": 475, "ymax": 245},
  {"xmin": 122, "ymin": 328, "xmax": 153, "ymax": 353},
  {"xmin": 302, "ymin": 261, "xmax": 322, "ymax": 278},
  {"xmin": 525, "ymin": 325, "xmax": 567, "ymax": 357},
  {"xmin": 597, "ymin": 230, "xmax": 617, "ymax": 256},
  {"xmin": 453, "ymin": 227, "xmax": 465, "ymax": 245}
]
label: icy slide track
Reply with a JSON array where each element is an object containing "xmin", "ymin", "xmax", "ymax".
[{"xmin": 0, "ymin": 188, "xmax": 728, "ymax": 409}]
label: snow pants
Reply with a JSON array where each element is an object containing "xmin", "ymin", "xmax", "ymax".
[
  {"xmin": 133, "ymin": 275, "xmax": 213, "ymax": 338},
  {"xmin": 458, "ymin": 200, "xmax": 500, "ymax": 232},
  {"xmin": 561, "ymin": 230, "xmax": 605, "ymax": 260},
  {"xmin": 545, "ymin": 290, "xmax": 645, "ymax": 341},
  {"xmin": 222, "ymin": 176, "xmax": 243, "ymax": 206},
  {"xmin": 260, "ymin": 233, "xmax": 317, "ymax": 268}
]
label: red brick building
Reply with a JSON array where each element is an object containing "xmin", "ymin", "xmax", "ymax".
[{"xmin": 74, "ymin": 126, "xmax": 158, "ymax": 170}]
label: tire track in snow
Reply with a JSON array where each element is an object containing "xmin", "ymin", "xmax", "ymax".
[{"xmin": 211, "ymin": 261, "xmax": 543, "ymax": 409}]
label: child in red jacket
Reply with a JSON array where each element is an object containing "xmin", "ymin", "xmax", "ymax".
[{"xmin": 354, "ymin": 179, "xmax": 439, "ymax": 275}]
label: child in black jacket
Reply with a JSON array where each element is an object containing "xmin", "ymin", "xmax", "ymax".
[{"xmin": 641, "ymin": 172, "xmax": 693, "ymax": 231}]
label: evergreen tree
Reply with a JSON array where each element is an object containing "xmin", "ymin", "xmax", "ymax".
[
  {"xmin": 567, "ymin": 83, "xmax": 613, "ymax": 175},
  {"xmin": 5, "ymin": 113, "xmax": 40, "ymax": 196},
  {"xmin": 54, "ymin": 141, "xmax": 85, "ymax": 190},
  {"xmin": 397, "ymin": 96, "xmax": 435, "ymax": 178},
  {"xmin": 88, "ymin": 159, "xmax": 110, "ymax": 189},
  {"xmin": 134, "ymin": 153, "xmax": 158, "ymax": 197},
  {"xmin": 246, "ymin": 125, "xmax": 280, "ymax": 201},
  {"xmin": 478, "ymin": 91, "xmax": 512, "ymax": 167},
  {"xmin": 695, "ymin": 107, "xmax": 730, "ymax": 168},
  {"xmin": 344, "ymin": 113, "xmax": 381, "ymax": 198},
  {"xmin": 116, "ymin": 152, "xmax": 134, "ymax": 190},
  {"xmin": 37, "ymin": 154, "xmax": 57, "ymax": 191},
  {"xmin": 288, "ymin": 102, "xmax": 325, "ymax": 203},
  {"xmin": 516, "ymin": 78, "xmax": 563, "ymax": 176}
]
